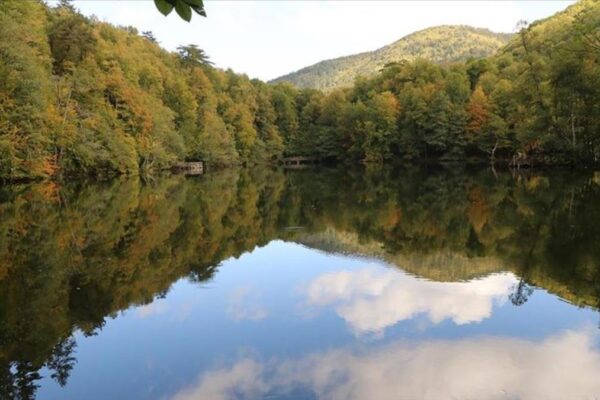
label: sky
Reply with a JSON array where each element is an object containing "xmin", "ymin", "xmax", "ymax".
[{"xmin": 46, "ymin": 1, "xmax": 576, "ymax": 81}]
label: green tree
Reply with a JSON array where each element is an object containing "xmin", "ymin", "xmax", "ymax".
[
  {"xmin": 362, "ymin": 91, "xmax": 399, "ymax": 163},
  {"xmin": 271, "ymin": 84, "xmax": 300, "ymax": 154},
  {"xmin": 177, "ymin": 44, "xmax": 213, "ymax": 68},
  {"xmin": 0, "ymin": 0, "xmax": 55, "ymax": 180}
]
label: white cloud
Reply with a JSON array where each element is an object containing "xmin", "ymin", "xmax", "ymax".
[
  {"xmin": 170, "ymin": 329, "xmax": 600, "ymax": 400},
  {"xmin": 227, "ymin": 286, "xmax": 268, "ymax": 322},
  {"xmin": 305, "ymin": 268, "xmax": 516, "ymax": 334}
]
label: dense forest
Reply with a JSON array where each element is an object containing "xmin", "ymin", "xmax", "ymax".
[
  {"xmin": 271, "ymin": 26, "xmax": 513, "ymax": 90},
  {"xmin": 3, "ymin": 166, "xmax": 600, "ymax": 397},
  {"xmin": 0, "ymin": 0, "xmax": 599, "ymax": 181}
]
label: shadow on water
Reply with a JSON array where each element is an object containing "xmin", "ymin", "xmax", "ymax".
[{"xmin": 2, "ymin": 165, "xmax": 600, "ymax": 398}]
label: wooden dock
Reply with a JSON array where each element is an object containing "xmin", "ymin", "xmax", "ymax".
[
  {"xmin": 282, "ymin": 157, "xmax": 318, "ymax": 167},
  {"xmin": 171, "ymin": 161, "xmax": 204, "ymax": 175}
]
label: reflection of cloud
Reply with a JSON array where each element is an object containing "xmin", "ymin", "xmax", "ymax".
[
  {"xmin": 306, "ymin": 268, "xmax": 516, "ymax": 334},
  {"xmin": 172, "ymin": 359, "xmax": 266, "ymax": 400},
  {"xmin": 136, "ymin": 298, "xmax": 200, "ymax": 322},
  {"xmin": 170, "ymin": 330, "xmax": 600, "ymax": 400},
  {"xmin": 227, "ymin": 287, "xmax": 268, "ymax": 321},
  {"xmin": 175, "ymin": 299, "xmax": 201, "ymax": 322},
  {"xmin": 135, "ymin": 301, "xmax": 168, "ymax": 319}
]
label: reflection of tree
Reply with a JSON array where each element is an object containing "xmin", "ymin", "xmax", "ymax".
[
  {"xmin": 47, "ymin": 337, "xmax": 76, "ymax": 387},
  {"xmin": 510, "ymin": 279, "xmax": 534, "ymax": 306},
  {"xmin": 285, "ymin": 167, "xmax": 600, "ymax": 310},
  {"xmin": 1, "ymin": 166, "xmax": 600, "ymax": 396},
  {"xmin": 0, "ymin": 361, "xmax": 40, "ymax": 400},
  {"xmin": 0, "ymin": 337, "xmax": 75, "ymax": 400},
  {"xmin": 0, "ymin": 169, "xmax": 286, "ymax": 397}
]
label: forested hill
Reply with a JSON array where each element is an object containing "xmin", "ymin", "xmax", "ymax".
[
  {"xmin": 271, "ymin": 26, "xmax": 513, "ymax": 90},
  {"xmin": 0, "ymin": 0, "xmax": 599, "ymax": 182},
  {"xmin": 0, "ymin": 0, "xmax": 285, "ymax": 180}
]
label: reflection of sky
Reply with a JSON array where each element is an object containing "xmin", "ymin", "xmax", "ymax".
[
  {"xmin": 37, "ymin": 241, "xmax": 600, "ymax": 400},
  {"xmin": 172, "ymin": 329, "xmax": 600, "ymax": 400},
  {"xmin": 306, "ymin": 268, "xmax": 516, "ymax": 335},
  {"xmin": 227, "ymin": 286, "xmax": 268, "ymax": 321}
]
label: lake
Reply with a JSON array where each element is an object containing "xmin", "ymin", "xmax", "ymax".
[{"xmin": 2, "ymin": 166, "xmax": 600, "ymax": 400}]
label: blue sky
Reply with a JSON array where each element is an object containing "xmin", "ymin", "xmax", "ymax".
[{"xmin": 47, "ymin": 1, "xmax": 575, "ymax": 81}]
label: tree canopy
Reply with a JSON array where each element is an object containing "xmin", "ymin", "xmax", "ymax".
[{"xmin": 0, "ymin": 0, "xmax": 599, "ymax": 182}]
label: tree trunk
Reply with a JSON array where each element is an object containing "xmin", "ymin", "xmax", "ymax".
[
  {"xmin": 490, "ymin": 139, "xmax": 499, "ymax": 165},
  {"xmin": 571, "ymin": 109, "xmax": 576, "ymax": 148}
]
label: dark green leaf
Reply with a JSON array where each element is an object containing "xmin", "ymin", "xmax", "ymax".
[
  {"xmin": 154, "ymin": 0, "xmax": 174, "ymax": 16},
  {"xmin": 185, "ymin": 0, "xmax": 203, "ymax": 7},
  {"xmin": 190, "ymin": 5, "xmax": 207, "ymax": 17},
  {"xmin": 175, "ymin": 0, "xmax": 192, "ymax": 22}
]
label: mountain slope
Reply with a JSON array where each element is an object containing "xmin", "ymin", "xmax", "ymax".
[
  {"xmin": 294, "ymin": 228, "xmax": 503, "ymax": 282},
  {"xmin": 271, "ymin": 25, "xmax": 513, "ymax": 90}
]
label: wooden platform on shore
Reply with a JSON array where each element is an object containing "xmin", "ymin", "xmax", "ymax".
[
  {"xmin": 172, "ymin": 161, "xmax": 204, "ymax": 175},
  {"xmin": 282, "ymin": 157, "xmax": 318, "ymax": 166}
]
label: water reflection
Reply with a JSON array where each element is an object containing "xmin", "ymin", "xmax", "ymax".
[
  {"xmin": 227, "ymin": 286, "xmax": 268, "ymax": 321},
  {"xmin": 306, "ymin": 269, "xmax": 516, "ymax": 334},
  {"xmin": 1, "ymin": 166, "xmax": 600, "ymax": 398},
  {"xmin": 173, "ymin": 329, "xmax": 600, "ymax": 400}
]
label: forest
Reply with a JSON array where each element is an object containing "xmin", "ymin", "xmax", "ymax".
[{"xmin": 0, "ymin": 0, "xmax": 599, "ymax": 181}]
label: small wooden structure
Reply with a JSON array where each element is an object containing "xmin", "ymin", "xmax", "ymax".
[
  {"xmin": 172, "ymin": 161, "xmax": 204, "ymax": 175},
  {"xmin": 282, "ymin": 157, "xmax": 318, "ymax": 167}
]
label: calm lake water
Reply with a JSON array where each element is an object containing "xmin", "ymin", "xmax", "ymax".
[{"xmin": 3, "ymin": 166, "xmax": 600, "ymax": 399}]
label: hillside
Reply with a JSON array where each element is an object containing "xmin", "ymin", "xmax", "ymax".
[
  {"xmin": 271, "ymin": 25, "xmax": 513, "ymax": 90},
  {"xmin": 0, "ymin": 0, "xmax": 287, "ymax": 180},
  {"xmin": 1, "ymin": 0, "xmax": 598, "ymax": 181},
  {"xmin": 295, "ymin": 228, "xmax": 503, "ymax": 282}
]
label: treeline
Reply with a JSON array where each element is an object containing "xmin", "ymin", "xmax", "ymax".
[{"xmin": 1, "ymin": 0, "xmax": 599, "ymax": 181}]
